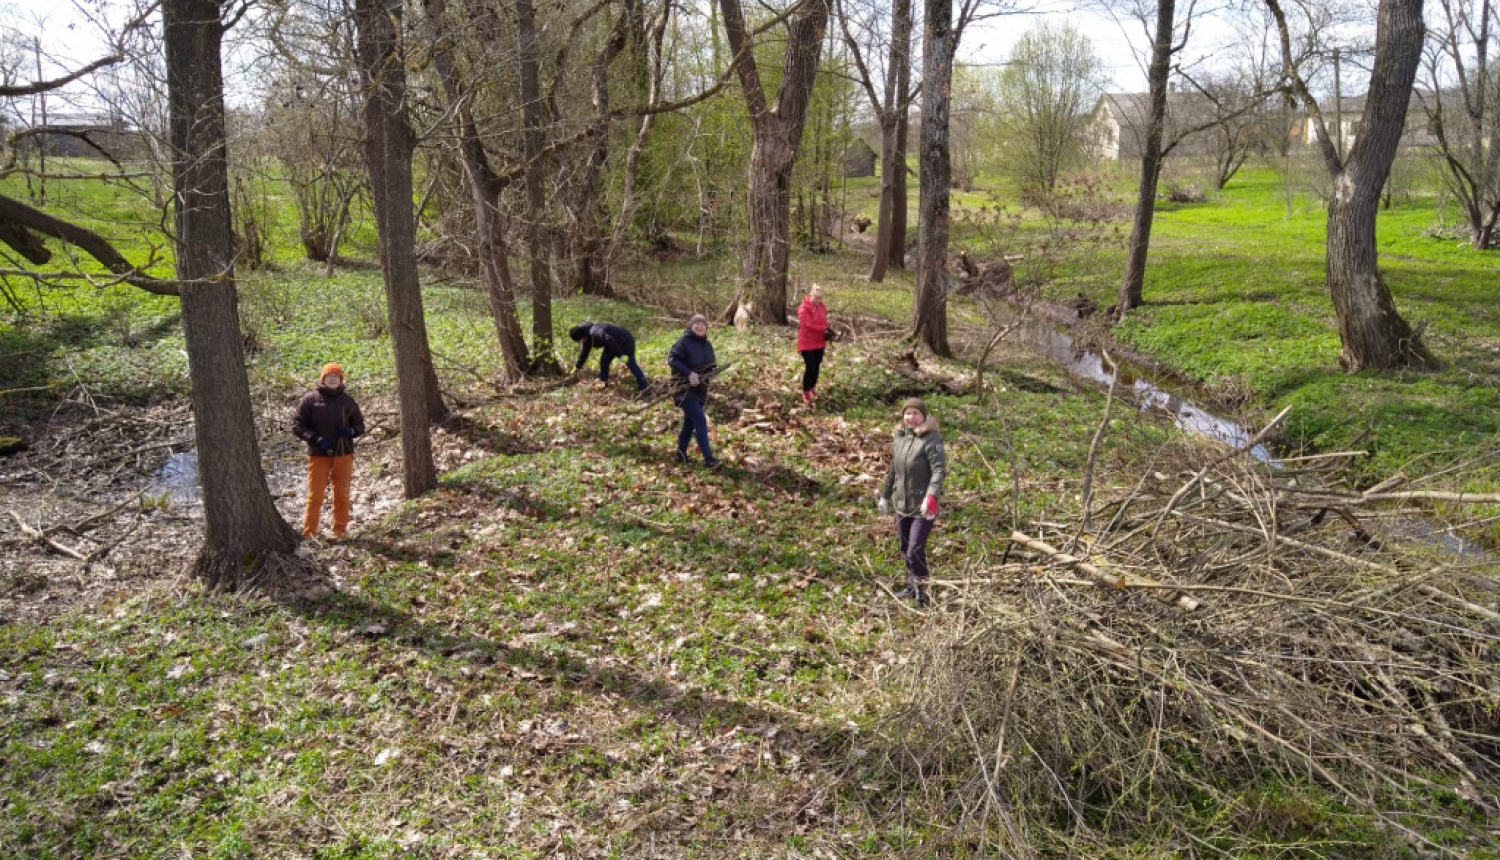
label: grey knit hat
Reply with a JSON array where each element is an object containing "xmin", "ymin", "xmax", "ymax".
[
  {"xmin": 901, "ymin": 397, "xmax": 929, "ymax": 419},
  {"xmin": 689, "ymin": 314, "xmax": 708, "ymax": 326}
]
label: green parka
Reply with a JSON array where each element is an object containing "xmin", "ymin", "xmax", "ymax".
[{"xmin": 880, "ymin": 415, "xmax": 946, "ymax": 517}]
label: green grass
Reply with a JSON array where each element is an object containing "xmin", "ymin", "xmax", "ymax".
[
  {"xmin": 1099, "ymin": 167, "xmax": 1500, "ymax": 491},
  {"xmin": 3, "ymin": 155, "xmax": 1496, "ymax": 856}
]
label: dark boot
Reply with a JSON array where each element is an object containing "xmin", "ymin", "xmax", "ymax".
[{"xmin": 896, "ymin": 575, "xmax": 930, "ymax": 606}]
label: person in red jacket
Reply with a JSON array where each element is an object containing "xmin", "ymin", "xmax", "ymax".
[
  {"xmin": 292, "ymin": 362, "xmax": 366, "ymax": 539},
  {"xmin": 796, "ymin": 284, "xmax": 830, "ymax": 407}
]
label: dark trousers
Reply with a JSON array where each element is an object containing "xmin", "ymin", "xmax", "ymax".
[
  {"xmin": 677, "ymin": 395, "xmax": 715, "ymax": 462},
  {"xmin": 896, "ymin": 515, "xmax": 934, "ymax": 581},
  {"xmin": 601, "ymin": 352, "xmax": 649, "ymax": 390},
  {"xmin": 800, "ymin": 348, "xmax": 824, "ymax": 392}
]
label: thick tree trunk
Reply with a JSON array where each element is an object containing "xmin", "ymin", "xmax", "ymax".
[
  {"xmin": 425, "ymin": 0, "xmax": 530, "ymax": 380},
  {"xmin": 1116, "ymin": 0, "xmax": 1175, "ymax": 316},
  {"xmin": 163, "ymin": 0, "xmax": 297, "ymax": 589},
  {"xmin": 353, "ymin": 0, "xmax": 438, "ymax": 499},
  {"xmin": 517, "ymin": 0, "xmax": 562, "ymax": 373},
  {"xmin": 743, "ymin": 133, "xmax": 796, "ymax": 322},
  {"xmin": 718, "ymin": 0, "xmax": 830, "ymax": 325},
  {"xmin": 889, "ymin": 109, "xmax": 909, "ymax": 269},
  {"xmin": 1324, "ymin": 0, "xmax": 1433, "ymax": 369},
  {"xmin": 1326, "ymin": 177, "xmax": 1431, "ymax": 368},
  {"xmin": 912, "ymin": 0, "xmax": 954, "ymax": 356},
  {"xmin": 1267, "ymin": 0, "xmax": 1432, "ymax": 370},
  {"xmin": 475, "ymin": 191, "xmax": 531, "ymax": 380}
]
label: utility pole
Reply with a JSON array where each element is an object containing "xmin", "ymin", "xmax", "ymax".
[
  {"xmin": 34, "ymin": 36, "xmax": 47, "ymax": 203},
  {"xmin": 1333, "ymin": 46, "xmax": 1344, "ymax": 159}
]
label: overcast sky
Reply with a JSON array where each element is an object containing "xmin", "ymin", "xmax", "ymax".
[{"xmin": 3, "ymin": 0, "xmax": 1366, "ymax": 110}]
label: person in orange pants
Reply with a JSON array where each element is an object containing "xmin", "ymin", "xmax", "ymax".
[{"xmin": 292, "ymin": 363, "xmax": 366, "ymax": 539}]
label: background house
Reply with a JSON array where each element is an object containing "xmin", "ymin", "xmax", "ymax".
[
  {"xmin": 11, "ymin": 112, "xmax": 146, "ymax": 160},
  {"xmin": 1089, "ymin": 91, "xmax": 1222, "ymax": 161},
  {"xmin": 1302, "ymin": 92, "xmax": 1440, "ymax": 152}
]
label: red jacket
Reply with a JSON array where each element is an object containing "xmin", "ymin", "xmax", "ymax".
[{"xmin": 796, "ymin": 296, "xmax": 828, "ymax": 351}]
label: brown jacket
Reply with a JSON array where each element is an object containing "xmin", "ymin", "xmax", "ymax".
[{"xmin": 292, "ymin": 385, "xmax": 366, "ymax": 456}]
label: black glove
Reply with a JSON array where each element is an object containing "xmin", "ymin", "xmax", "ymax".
[
  {"xmin": 824, "ymin": 328, "xmax": 838, "ymax": 342},
  {"xmin": 338, "ymin": 426, "xmax": 356, "ymax": 438},
  {"xmin": 317, "ymin": 437, "xmax": 335, "ymax": 454}
]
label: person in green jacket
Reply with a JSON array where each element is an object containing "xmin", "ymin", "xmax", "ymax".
[{"xmin": 878, "ymin": 398, "xmax": 947, "ymax": 607}]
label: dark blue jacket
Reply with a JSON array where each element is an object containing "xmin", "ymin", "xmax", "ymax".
[
  {"xmin": 573, "ymin": 322, "xmax": 636, "ymax": 371},
  {"xmin": 667, "ymin": 327, "xmax": 716, "ymax": 401}
]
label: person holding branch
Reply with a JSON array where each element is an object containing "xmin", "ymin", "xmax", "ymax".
[{"xmin": 667, "ymin": 314, "xmax": 721, "ymax": 469}]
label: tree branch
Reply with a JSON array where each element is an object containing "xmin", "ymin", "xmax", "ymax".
[
  {"xmin": 0, "ymin": 54, "xmax": 123, "ymax": 98},
  {"xmin": 0, "ymin": 194, "xmax": 179, "ymax": 296}
]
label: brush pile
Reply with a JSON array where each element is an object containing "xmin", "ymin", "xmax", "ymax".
[{"xmin": 862, "ymin": 419, "xmax": 1500, "ymax": 856}]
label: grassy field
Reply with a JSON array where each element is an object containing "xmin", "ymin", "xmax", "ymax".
[
  {"xmin": 1112, "ymin": 167, "xmax": 1500, "ymax": 483},
  {"xmin": 3, "ymin": 157, "xmax": 1499, "ymax": 856}
]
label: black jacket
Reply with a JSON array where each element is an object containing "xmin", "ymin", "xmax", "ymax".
[
  {"xmin": 292, "ymin": 385, "xmax": 366, "ymax": 456},
  {"xmin": 667, "ymin": 327, "xmax": 716, "ymax": 401},
  {"xmin": 574, "ymin": 322, "xmax": 637, "ymax": 370}
]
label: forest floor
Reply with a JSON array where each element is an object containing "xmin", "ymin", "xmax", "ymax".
[
  {"xmin": 4, "ymin": 160, "xmax": 1500, "ymax": 857},
  {"xmin": 1, "ymin": 293, "xmax": 1154, "ymax": 857},
  {"xmin": 5, "ymin": 278, "xmax": 1498, "ymax": 857}
]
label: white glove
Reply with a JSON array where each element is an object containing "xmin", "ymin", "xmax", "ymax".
[
  {"xmin": 688, "ymin": 372, "xmax": 702, "ymax": 386},
  {"xmin": 877, "ymin": 497, "xmax": 890, "ymax": 516}
]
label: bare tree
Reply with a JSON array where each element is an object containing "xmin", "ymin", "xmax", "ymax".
[
  {"xmin": 515, "ymin": 0, "xmax": 563, "ymax": 374},
  {"xmin": 422, "ymin": 0, "xmax": 532, "ymax": 381},
  {"xmin": 603, "ymin": 0, "xmax": 676, "ymax": 273},
  {"xmin": 163, "ymin": 0, "xmax": 302, "ymax": 589},
  {"xmin": 1196, "ymin": 71, "xmax": 1272, "ymax": 189},
  {"xmin": 912, "ymin": 0, "xmax": 998, "ymax": 354},
  {"xmin": 353, "ymin": 0, "xmax": 440, "ymax": 497},
  {"xmin": 840, "ymin": 0, "xmax": 915, "ymax": 281},
  {"xmin": 718, "ymin": 0, "xmax": 833, "ymax": 325},
  {"xmin": 1418, "ymin": 0, "xmax": 1500, "ymax": 249},
  {"xmin": 264, "ymin": 74, "xmax": 365, "ymax": 264},
  {"xmin": 1115, "ymin": 0, "xmax": 1189, "ymax": 316},
  {"xmin": 556, "ymin": 0, "xmax": 632, "ymax": 298},
  {"xmin": 1266, "ymin": 0, "xmax": 1434, "ymax": 370}
]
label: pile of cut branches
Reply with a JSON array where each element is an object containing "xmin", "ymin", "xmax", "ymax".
[{"xmin": 856, "ymin": 420, "xmax": 1500, "ymax": 857}]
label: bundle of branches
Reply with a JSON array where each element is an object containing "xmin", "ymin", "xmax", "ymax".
[
  {"xmin": 2, "ymin": 400, "xmax": 194, "ymax": 493},
  {"xmin": 856, "ymin": 429, "xmax": 1500, "ymax": 857}
]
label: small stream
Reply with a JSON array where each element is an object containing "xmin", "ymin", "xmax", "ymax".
[
  {"xmin": 1004, "ymin": 315, "xmax": 1272, "ymax": 461},
  {"xmin": 1001, "ymin": 312, "xmax": 1491, "ymax": 559}
]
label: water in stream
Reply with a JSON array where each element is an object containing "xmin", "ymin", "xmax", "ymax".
[
  {"xmin": 1004, "ymin": 315, "xmax": 1273, "ymax": 461},
  {"xmin": 1003, "ymin": 314, "xmax": 1493, "ymax": 559}
]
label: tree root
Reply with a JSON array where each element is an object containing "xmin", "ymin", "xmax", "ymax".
[{"xmin": 189, "ymin": 545, "xmax": 329, "ymax": 600}]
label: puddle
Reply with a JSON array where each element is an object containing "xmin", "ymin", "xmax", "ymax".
[
  {"xmin": 147, "ymin": 447, "xmax": 308, "ymax": 510},
  {"xmin": 150, "ymin": 450, "xmax": 201, "ymax": 505}
]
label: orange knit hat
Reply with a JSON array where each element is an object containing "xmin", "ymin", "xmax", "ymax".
[{"xmin": 320, "ymin": 362, "xmax": 344, "ymax": 381}]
